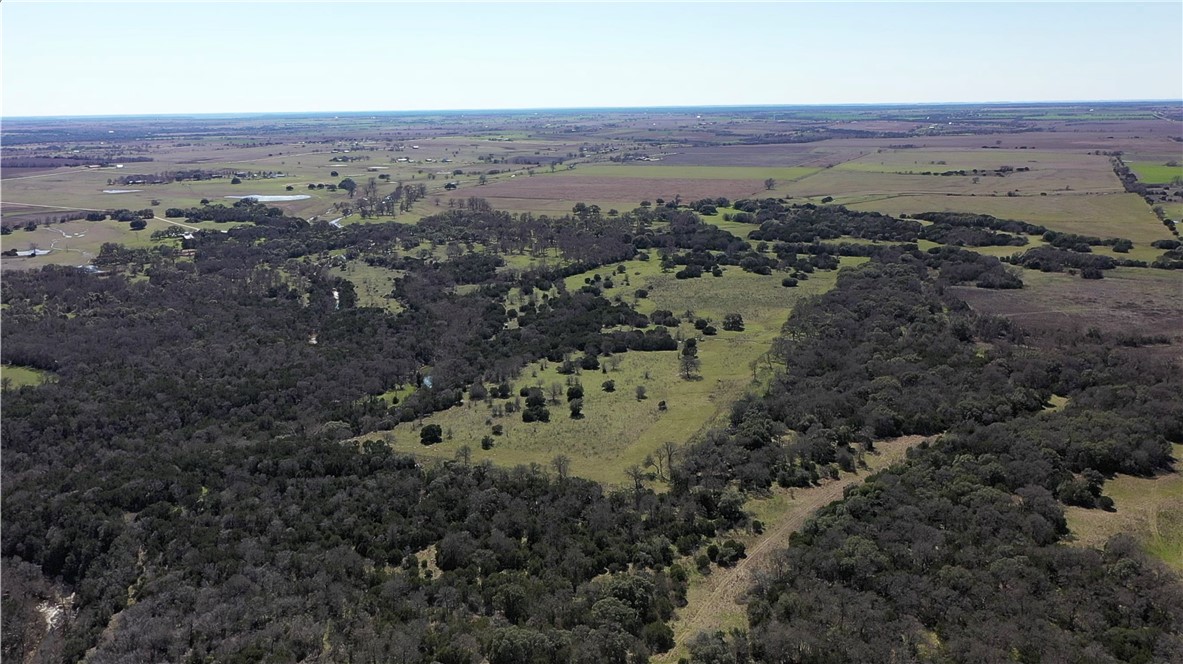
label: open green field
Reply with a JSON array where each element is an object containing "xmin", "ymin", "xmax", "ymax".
[
  {"xmin": 1160, "ymin": 202, "xmax": 1183, "ymax": 222},
  {"xmin": 1065, "ymin": 444, "xmax": 1183, "ymax": 572},
  {"xmin": 498, "ymin": 247, "xmax": 567, "ymax": 271},
  {"xmin": 697, "ymin": 210, "xmax": 759, "ymax": 239},
  {"xmin": 1127, "ymin": 160, "xmax": 1183, "ymax": 184},
  {"xmin": 329, "ymin": 262, "xmax": 404, "ymax": 313},
  {"xmin": 0, "ymin": 218, "xmax": 187, "ymax": 270},
  {"xmin": 846, "ymin": 192, "xmax": 1169, "ymax": 245},
  {"xmin": 1, "ymin": 364, "xmax": 52, "ymax": 388},
  {"xmin": 361, "ymin": 258, "xmax": 858, "ymax": 484}
]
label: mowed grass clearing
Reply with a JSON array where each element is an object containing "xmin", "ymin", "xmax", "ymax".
[
  {"xmin": 364, "ymin": 258, "xmax": 856, "ymax": 484},
  {"xmin": 1064, "ymin": 444, "xmax": 1183, "ymax": 572},
  {"xmin": 1, "ymin": 364, "xmax": 53, "ymax": 388}
]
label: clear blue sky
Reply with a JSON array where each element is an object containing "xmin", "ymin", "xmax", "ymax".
[{"xmin": 3, "ymin": 1, "xmax": 1180, "ymax": 117}]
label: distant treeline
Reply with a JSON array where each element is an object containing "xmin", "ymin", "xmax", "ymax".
[
  {"xmin": 108, "ymin": 168, "xmax": 232, "ymax": 185},
  {"xmin": 0, "ymin": 156, "xmax": 153, "ymax": 168}
]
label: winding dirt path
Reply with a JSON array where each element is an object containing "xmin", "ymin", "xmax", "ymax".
[{"xmin": 659, "ymin": 435, "xmax": 929, "ymax": 660}]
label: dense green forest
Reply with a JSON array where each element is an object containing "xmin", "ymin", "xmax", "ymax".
[{"xmin": 3, "ymin": 201, "xmax": 1180, "ymax": 662}]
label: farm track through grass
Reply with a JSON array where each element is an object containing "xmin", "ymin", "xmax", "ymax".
[{"xmin": 655, "ymin": 435, "xmax": 930, "ymax": 663}]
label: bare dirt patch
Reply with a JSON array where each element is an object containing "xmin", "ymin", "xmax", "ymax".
[{"xmin": 952, "ymin": 267, "xmax": 1183, "ymax": 365}]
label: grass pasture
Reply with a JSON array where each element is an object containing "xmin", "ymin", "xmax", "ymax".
[
  {"xmin": 1161, "ymin": 202, "xmax": 1183, "ymax": 222},
  {"xmin": 475, "ymin": 175, "xmax": 768, "ymax": 213},
  {"xmin": 1, "ymin": 364, "xmax": 52, "ymax": 388},
  {"xmin": 1127, "ymin": 160, "xmax": 1183, "ymax": 185},
  {"xmin": 829, "ymin": 149, "xmax": 1123, "ymax": 194},
  {"xmin": 362, "ymin": 258, "xmax": 854, "ymax": 484},
  {"xmin": 846, "ymin": 192, "xmax": 1169, "ymax": 245},
  {"xmin": 329, "ymin": 262, "xmax": 404, "ymax": 313},
  {"xmin": 1064, "ymin": 444, "xmax": 1183, "ymax": 572},
  {"xmin": 0, "ymin": 218, "xmax": 184, "ymax": 270}
]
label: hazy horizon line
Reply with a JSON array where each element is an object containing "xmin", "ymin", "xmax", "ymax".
[{"xmin": 4, "ymin": 99, "xmax": 1180, "ymax": 122}]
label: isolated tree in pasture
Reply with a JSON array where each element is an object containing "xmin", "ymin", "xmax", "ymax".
[
  {"xmin": 764, "ymin": 178, "xmax": 776, "ymax": 190},
  {"xmin": 657, "ymin": 441, "xmax": 678, "ymax": 479},
  {"xmin": 566, "ymin": 384, "xmax": 584, "ymax": 402},
  {"xmin": 522, "ymin": 388, "xmax": 550, "ymax": 422},
  {"xmin": 722, "ymin": 313, "xmax": 744, "ymax": 332},
  {"xmin": 645, "ymin": 442, "xmax": 679, "ymax": 482},
  {"xmin": 551, "ymin": 454, "xmax": 571, "ymax": 480},
  {"xmin": 420, "ymin": 424, "xmax": 443, "ymax": 445},
  {"xmin": 339, "ymin": 178, "xmax": 357, "ymax": 197},
  {"xmin": 362, "ymin": 177, "xmax": 380, "ymax": 203},
  {"xmin": 679, "ymin": 354, "xmax": 701, "ymax": 380}
]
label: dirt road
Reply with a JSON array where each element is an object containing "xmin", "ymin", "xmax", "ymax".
[{"xmin": 659, "ymin": 435, "xmax": 929, "ymax": 660}]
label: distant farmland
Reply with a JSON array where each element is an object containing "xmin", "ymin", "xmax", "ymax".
[{"xmin": 474, "ymin": 175, "xmax": 766, "ymax": 212}]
